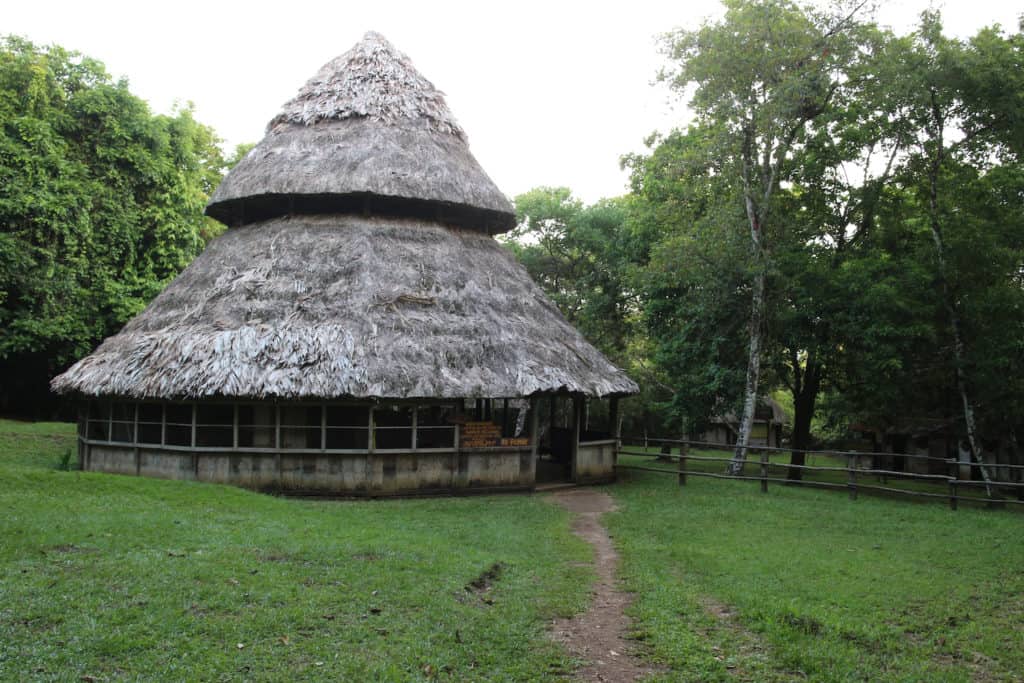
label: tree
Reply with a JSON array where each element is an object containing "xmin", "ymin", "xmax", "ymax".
[
  {"xmin": 0, "ymin": 37, "xmax": 226, "ymax": 415},
  {"xmin": 871, "ymin": 14, "xmax": 1024, "ymax": 488},
  {"xmin": 507, "ymin": 187, "xmax": 636, "ymax": 360},
  {"xmin": 624, "ymin": 126, "xmax": 752, "ymax": 438},
  {"xmin": 658, "ymin": 0, "xmax": 869, "ymax": 473}
]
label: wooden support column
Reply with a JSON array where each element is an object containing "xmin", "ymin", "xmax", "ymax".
[
  {"xmin": 530, "ymin": 398, "xmax": 540, "ymax": 461},
  {"xmin": 528, "ymin": 397, "xmax": 540, "ymax": 487},
  {"xmin": 275, "ymin": 403, "xmax": 282, "ymax": 489},
  {"xmin": 82, "ymin": 401, "xmax": 91, "ymax": 471},
  {"xmin": 571, "ymin": 395, "xmax": 582, "ymax": 482},
  {"xmin": 609, "ymin": 397, "xmax": 620, "ymax": 464},
  {"xmin": 191, "ymin": 403, "xmax": 199, "ymax": 478}
]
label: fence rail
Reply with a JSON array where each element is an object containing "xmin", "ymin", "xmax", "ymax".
[{"xmin": 616, "ymin": 439, "xmax": 1024, "ymax": 510}]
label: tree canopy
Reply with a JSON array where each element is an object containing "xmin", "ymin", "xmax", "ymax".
[
  {"xmin": 510, "ymin": 2, "xmax": 1024, "ymax": 475},
  {"xmin": 0, "ymin": 36, "xmax": 226, "ymax": 414}
]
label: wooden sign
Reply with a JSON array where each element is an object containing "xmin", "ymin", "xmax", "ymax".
[
  {"xmin": 459, "ymin": 421, "xmax": 530, "ymax": 448},
  {"xmin": 460, "ymin": 421, "xmax": 502, "ymax": 448}
]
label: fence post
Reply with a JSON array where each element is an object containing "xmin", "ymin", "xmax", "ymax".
[
  {"xmin": 948, "ymin": 458, "xmax": 958, "ymax": 511},
  {"xmin": 678, "ymin": 443, "xmax": 687, "ymax": 487},
  {"xmin": 847, "ymin": 453, "xmax": 858, "ymax": 501},
  {"xmin": 759, "ymin": 450, "xmax": 769, "ymax": 493}
]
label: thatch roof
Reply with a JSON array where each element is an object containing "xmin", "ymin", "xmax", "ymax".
[
  {"xmin": 716, "ymin": 397, "xmax": 789, "ymax": 426},
  {"xmin": 206, "ymin": 32, "xmax": 514, "ymax": 233},
  {"xmin": 52, "ymin": 215, "xmax": 638, "ymax": 400}
]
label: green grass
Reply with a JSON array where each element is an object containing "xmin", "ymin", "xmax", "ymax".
[
  {"xmin": 4, "ymin": 421, "xmax": 1023, "ymax": 682},
  {"xmin": 607, "ymin": 460, "xmax": 1024, "ymax": 682},
  {"xmin": 0, "ymin": 420, "xmax": 592, "ymax": 682}
]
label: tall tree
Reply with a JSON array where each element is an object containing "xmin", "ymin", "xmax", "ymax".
[
  {"xmin": 877, "ymin": 14, "xmax": 1024, "ymax": 487},
  {"xmin": 659, "ymin": 0, "xmax": 868, "ymax": 472},
  {"xmin": 0, "ymin": 37, "xmax": 226, "ymax": 415}
]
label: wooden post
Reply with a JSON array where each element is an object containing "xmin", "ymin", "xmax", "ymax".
[
  {"xmin": 529, "ymin": 397, "xmax": 539, "ymax": 486},
  {"xmin": 529, "ymin": 398, "xmax": 539, "ymax": 457},
  {"xmin": 609, "ymin": 397, "xmax": 620, "ymax": 466},
  {"xmin": 320, "ymin": 403, "xmax": 326, "ymax": 452},
  {"xmin": 275, "ymin": 403, "xmax": 282, "ymax": 488},
  {"xmin": 570, "ymin": 395, "xmax": 582, "ymax": 482},
  {"xmin": 678, "ymin": 442, "xmax": 688, "ymax": 486},
  {"xmin": 760, "ymin": 449, "xmax": 769, "ymax": 493},
  {"xmin": 948, "ymin": 458, "xmax": 959, "ymax": 511},
  {"xmin": 847, "ymin": 453, "xmax": 858, "ymax": 500}
]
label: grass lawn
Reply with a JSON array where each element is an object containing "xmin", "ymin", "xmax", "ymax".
[
  {"xmin": 0, "ymin": 420, "xmax": 592, "ymax": 682},
  {"xmin": 608, "ymin": 455, "xmax": 1024, "ymax": 682},
  {"xmin": 3, "ymin": 421, "xmax": 1022, "ymax": 682}
]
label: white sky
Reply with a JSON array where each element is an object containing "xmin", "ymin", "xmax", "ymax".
[{"xmin": 5, "ymin": 0, "xmax": 1022, "ymax": 203}]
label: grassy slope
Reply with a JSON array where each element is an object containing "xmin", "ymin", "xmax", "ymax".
[
  {"xmin": 608, "ymin": 458, "xmax": 1024, "ymax": 682},
  {"xmin": 0, "ymin": 420, "xmax": 591, "ymax": 682}
]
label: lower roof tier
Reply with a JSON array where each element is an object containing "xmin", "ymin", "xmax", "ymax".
[{"xmin": 53, "ymin": 214, "xmax": 638, "ymax": 400}]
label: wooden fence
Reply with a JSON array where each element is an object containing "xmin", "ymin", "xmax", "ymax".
[{"xmin": 617, "ymin": 437, "xmax": 1024, "ymax": 510}]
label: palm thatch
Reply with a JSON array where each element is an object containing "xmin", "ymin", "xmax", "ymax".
[
  {"xmin": 52, "ymin": 215, "xmax": 638, "ymax": 400},
  {"xmin": 53, "ymin": 31, "xmax": 637, "ymax": 403},
  {"xmin": 207, "ymin": 32, "xmax": 514, "ymax": 233}
]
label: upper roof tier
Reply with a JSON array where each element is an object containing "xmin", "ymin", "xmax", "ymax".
[{"xmin": 205, "ymin": 32, "xmax": 516, "ymax": 234}]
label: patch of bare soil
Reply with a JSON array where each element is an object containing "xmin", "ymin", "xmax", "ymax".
[
  {"xmin": 548, "ymin": 488, "xmax": 660, "ymax": 682},
  {"xmin": 697, "ymin": 595, "xmax": 777, "ymax": 680}
]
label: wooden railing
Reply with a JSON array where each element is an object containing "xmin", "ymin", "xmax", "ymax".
[{"xmin": 616, "ymin": 438, "xmax": 1024, "ymax": 510}]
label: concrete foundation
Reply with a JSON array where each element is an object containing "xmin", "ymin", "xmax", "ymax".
[
  {"xmin": 575, "ymin": 439, "xmax": 617, "ymax": 484},
  {"xmin": 82, "ymin": 443, "xmax": 539, "ymax": 496}
]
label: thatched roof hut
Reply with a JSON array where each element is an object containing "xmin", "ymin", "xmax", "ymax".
[{"xmin": 52, "ymin": 32, "xmax": 636, "ymax": 496}]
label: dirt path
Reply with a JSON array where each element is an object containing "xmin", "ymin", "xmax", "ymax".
[{"xmin": 548, "ymin": 488, "xmax": 659, "ymax": 682}]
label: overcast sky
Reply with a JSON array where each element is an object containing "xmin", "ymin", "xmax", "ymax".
[{"xmin": 6, "ymin": 0, "xmax": 1022, "ymax": 203}]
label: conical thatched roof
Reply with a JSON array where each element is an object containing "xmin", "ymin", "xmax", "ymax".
[
  {"xmin": 206, "ymin": 32, "xmax": 515, "ymax": 234},
  {"xmin": 52, "ymin": 215, "xmax": 637, "ymax": 399},
  {"xmin": 52, "ymin": 33, "xmax": 638, "ymax": 401}
]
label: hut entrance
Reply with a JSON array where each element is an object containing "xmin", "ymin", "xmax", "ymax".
[
  {"xmin": 539, "ymin": 396, "xmax": 574, "ymax": 484},
  {"xmin": 537, "ymin": 396, "xmax": 620, "ymax": 485}
]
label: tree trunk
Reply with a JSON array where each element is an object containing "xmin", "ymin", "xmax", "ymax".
[
  {"xmin": 728, "ymin": 266, "xmax": 765, "ymax": 475},
  {"xmin": 787, "ymin": 363, "xmax": 820, "ymax": 481},
  {"xmin": 924, "ymin": 116, "xmax": 993, "ymax": 496}
]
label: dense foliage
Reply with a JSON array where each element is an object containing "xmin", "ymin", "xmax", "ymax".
[
  {"xmin": 511, "ymin": 3, "xmax": 1024, "ymax": 468},
  {"xmin": 0, "ymin": 37, "xmax": 226, "ymax": 414}
]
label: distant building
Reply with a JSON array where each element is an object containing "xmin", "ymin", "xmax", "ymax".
[{"xmin": 698, "ymin": 398, "xmax": 787, "ymax": 448}]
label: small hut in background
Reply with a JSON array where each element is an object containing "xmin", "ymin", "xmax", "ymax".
[
  {"xmin": 52, "ymin": 33, "xmax": 637, "ymax": 496},
  {"xmin": 697, "ymin": 397, "xmax": 787, "ymax": 448}
]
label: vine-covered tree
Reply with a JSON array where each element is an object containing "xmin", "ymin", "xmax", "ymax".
[{"xmin": 0, "ymin": 37, "xmax": 226, "ymax": 415}]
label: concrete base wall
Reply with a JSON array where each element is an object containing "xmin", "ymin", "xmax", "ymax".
[
  {"xmin": 83, "ymin": 444, "xmax": 535, "ymax": 496},
  {"xmin": 576, "ymin": 440, "xmax": 616, "ymax": 484}
]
